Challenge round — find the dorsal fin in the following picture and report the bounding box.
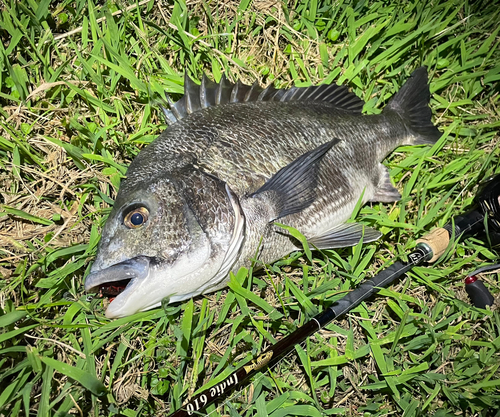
[162,74,365,124]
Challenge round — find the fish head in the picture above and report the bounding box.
[85,166,243,318]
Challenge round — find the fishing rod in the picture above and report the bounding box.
[167,174,500,417]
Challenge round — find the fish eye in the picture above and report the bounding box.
[123,206,149,229]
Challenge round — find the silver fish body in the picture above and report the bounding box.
[85,67,441,318]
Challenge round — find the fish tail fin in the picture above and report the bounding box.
[384,66,441,145]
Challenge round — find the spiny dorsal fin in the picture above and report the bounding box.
[162,74,365,124]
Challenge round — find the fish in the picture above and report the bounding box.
[84,66,441,318]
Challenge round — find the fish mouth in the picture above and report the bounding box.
[84,257,151,312]
[95,279,133,298]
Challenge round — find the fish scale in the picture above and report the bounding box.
[85,67,441,318]
[161,104,399,192]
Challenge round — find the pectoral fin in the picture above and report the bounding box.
[308,223,382,249]
[250,139,339,220]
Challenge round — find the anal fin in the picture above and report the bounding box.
[308,223,382,249]
[370,165,401,203]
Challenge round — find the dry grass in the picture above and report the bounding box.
[1,0,499,416]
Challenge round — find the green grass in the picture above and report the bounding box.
[1,0,500,416]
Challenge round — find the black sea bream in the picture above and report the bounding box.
[84,67,441,318]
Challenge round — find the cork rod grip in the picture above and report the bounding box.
[416,228,450,263]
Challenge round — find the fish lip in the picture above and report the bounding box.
[84,256,151,292]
